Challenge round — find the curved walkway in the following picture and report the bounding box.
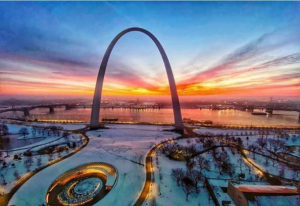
[134,127,299,206]
[0,129,89,206]
[46,162,118,206]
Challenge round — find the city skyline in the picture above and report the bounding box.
[1,2,300,98]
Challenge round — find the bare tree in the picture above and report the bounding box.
[196,156,210,171]
[246,164,251,175]
[186,159,195,175]
[292,135,297,143]
[190,170,202,193]
[248,144,259,159]
[0,174,6,185]
[182,177,194,201]
[24,156,33,172]
[256,137,267,150]
[36,156,42,168]
[238,157,243,172]
[0,123,9,135]
[18,128,29,138]
[31,126,37,136]
[268,139,284,156]
[62,131,69,141]
[264,157,270,167]
[13,170,20,181]
[57,150,62,158]
[279,166,285,178]
[236,137,243,147]
[48,153,53,162]
[171,168,184,186]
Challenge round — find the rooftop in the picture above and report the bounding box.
[236,185,298,194]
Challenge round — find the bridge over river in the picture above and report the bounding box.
[0,103,80,116]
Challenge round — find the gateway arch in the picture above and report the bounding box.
[90,27,184,131]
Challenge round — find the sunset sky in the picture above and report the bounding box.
[0,1,299,99]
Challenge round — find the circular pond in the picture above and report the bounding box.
[46,162,118,206]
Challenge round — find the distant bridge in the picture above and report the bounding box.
[243,103,300,120]
[0,103,80,116]
[0,103,164,117]
[248,104,300,112]
[197,102,300,120]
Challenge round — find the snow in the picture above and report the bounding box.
[243,152,299,180]
[5,123,55,140]
[5,124,300,205]
[0,123,85,195]
[248,195,300,206]
[73,178,102,195]
[206,179,235,205]
[31,122,87,130]
[235,185,297,193]
[147,149,215,206]
[8,124,180,206]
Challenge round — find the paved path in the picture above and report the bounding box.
[0,129,89,206]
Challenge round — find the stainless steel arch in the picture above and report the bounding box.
[90,27,183,131]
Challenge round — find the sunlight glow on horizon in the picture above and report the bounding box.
[0,2,299,98]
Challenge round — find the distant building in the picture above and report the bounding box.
[205,178,235,206]
[205,178,300,206]
[227,180,300,206]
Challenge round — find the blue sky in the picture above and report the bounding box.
[0,1,299,98]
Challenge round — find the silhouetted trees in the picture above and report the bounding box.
[171,168,184,186]
[185,159,195,174]
[182,177,194,201]
[256,137,268,150]
[19,128,29,138]
[13,170,20,181]
[196,155,210,171]
[0,123,9,135]
[37,156,42,168]
[190,170,202,194]
[24,156,33,172]
[248,144,259,159]
[279,166,285,178]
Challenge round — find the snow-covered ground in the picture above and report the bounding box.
[5,122,86,137]
[244,151,300,180]
[0,132,85,194]
[0,122,85,195]
[5,125,300,205]
[145,147,214,206]
[142,126,300,206]
[8,124,180,206]
[143,140,264,206]
[30,122,87,130]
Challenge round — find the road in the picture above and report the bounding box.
[133,143,157,206]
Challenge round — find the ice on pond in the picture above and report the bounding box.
[74,178,102,195]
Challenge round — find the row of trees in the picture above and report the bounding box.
[18,125,65,138]
[0,155,44,186]
[31,125,63,137]
[211,124,299,133]
[250,137,290,157]
[197,128,293,142]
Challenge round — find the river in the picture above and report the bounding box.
[0,108,299,126]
